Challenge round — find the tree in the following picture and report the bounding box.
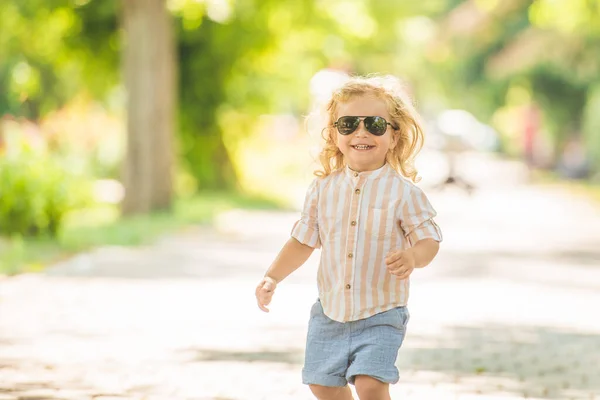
[428,0,600,169]
[121,0,175,214]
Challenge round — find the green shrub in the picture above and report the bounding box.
[583,84,600,174]
[0,145,89,237]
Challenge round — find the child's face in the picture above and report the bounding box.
[334,95,397,172]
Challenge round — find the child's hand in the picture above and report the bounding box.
[255,276,278,312]
[385,249,416,280]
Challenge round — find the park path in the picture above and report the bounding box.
[1,153,599,400]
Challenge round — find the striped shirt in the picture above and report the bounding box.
[291,163,442,322]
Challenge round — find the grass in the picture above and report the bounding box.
[0,191,285,276]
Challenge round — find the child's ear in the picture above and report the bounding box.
[390,131,398,148]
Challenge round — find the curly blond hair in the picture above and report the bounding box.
[313,75,425,182]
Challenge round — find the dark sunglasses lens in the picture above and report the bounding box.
[365,117,387,136]
[337,117,360,135]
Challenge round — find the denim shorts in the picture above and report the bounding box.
[302,299,409,387]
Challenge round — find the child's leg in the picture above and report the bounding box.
[303,300,352,392]
[345,307,410,399]
[309,384,354,400]
[354,376,390,400]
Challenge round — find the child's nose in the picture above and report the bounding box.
[355,121,369,136]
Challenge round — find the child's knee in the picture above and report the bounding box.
[354,375,389,400]
[309,384,346,400]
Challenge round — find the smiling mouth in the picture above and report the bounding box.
[352,145,375,150]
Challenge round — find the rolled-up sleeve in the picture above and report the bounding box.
[290,178,321,249]
[399,185,443,246]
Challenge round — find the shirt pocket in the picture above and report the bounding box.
[370,207,395,241]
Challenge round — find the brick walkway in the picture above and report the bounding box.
[1,155,600,400]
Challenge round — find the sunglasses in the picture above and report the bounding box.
[333,116,397,136]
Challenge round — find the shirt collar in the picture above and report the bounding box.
[344,163,390,181]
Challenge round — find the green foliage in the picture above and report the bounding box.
[174,1,325,190]
[0,1,81,118]
[0,190,284,275]
[582,84,600,172]
[530,66,588,143]
[68,1,120,101]
[0,143,90,237]
[432,1,532,120]
[426,0,600,166]
[529,0,600,36]
[3,0,600,191]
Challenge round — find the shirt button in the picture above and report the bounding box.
[348,253,353,258]
[351,221,356,226]
[355,189,361,194]
[354,172,359,177]
[346,284,351,289]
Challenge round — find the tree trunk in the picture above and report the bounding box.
[121,0,175,215]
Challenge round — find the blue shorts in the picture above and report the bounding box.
[302,299,409,387]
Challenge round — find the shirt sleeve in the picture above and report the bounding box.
[290,178,321,249]
[399,184,443,246]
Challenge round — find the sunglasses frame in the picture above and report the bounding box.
[333,116,398,136]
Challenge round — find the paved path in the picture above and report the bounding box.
[1,153,600,400]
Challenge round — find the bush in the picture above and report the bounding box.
[0,144,89,237]
[583,84,600,174]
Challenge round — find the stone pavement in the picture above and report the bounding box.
[1,153,600,400]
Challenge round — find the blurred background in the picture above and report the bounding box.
[1,2,600,399]
[1,0,599,275]
[0,0,600,273]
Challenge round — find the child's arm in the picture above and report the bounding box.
[409,238,440,268]
[256,237,315,312]
[390,183,443,280]
[265,237,315,282]
[385,238,440,280]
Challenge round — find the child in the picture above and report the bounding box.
[255,75,442,400]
